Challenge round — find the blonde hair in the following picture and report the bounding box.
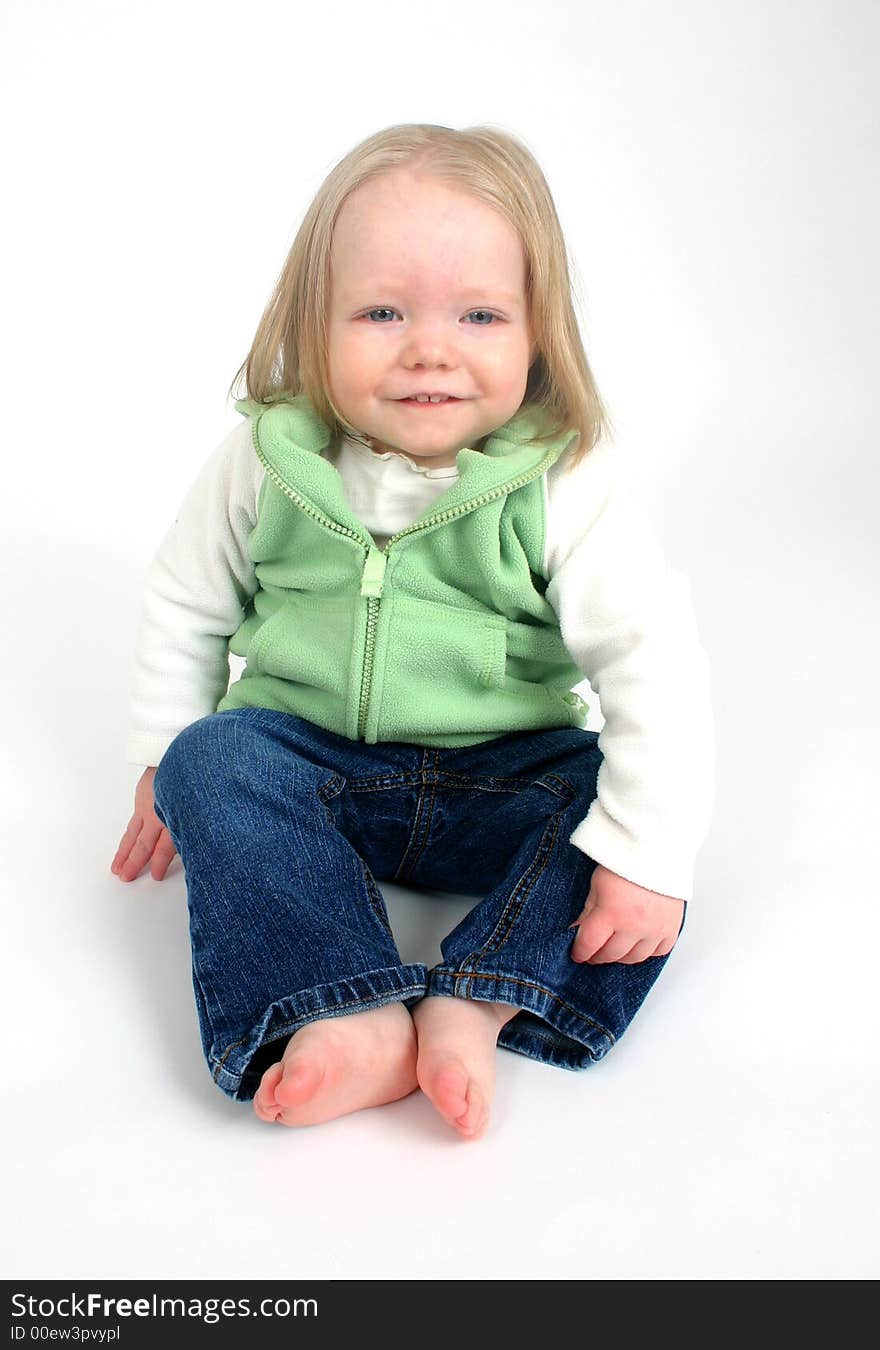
[228,123,613,470]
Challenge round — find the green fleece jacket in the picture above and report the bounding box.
[216,394,588,747]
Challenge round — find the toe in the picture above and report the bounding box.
[421,1061,470,1126]
[253,1063,283,1122]
[454,1085,487,1139]
[274,1052,326,1110]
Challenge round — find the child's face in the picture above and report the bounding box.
[327,169,535,468]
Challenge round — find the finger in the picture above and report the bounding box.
[118,821,163,882]
[587,931,642,964]
[110,816,142,874]
[616,939,661,965]
[651,935,677,958]
[567,897,596,930]
[570,914,615,963]
[150,829,178,881]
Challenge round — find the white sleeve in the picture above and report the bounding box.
[124,420,264,767]
[544,444,715,901]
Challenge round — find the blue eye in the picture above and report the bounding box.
[361,308,500,324]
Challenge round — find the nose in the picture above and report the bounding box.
[400,319,458,369]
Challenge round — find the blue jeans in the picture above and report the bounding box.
[152,706,684,1101]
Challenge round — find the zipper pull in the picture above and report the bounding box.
[360,545,387,598]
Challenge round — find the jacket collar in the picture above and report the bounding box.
[236,393,578,534]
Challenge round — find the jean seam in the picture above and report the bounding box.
[393,749,440,882]
[399,750,442,878]
[316,776,396,937]
[538,773,577,802]
[457,807,564,977]
[346,770,536,793]
[317,772,346,804]
[212,981,427,1081]
[429,969,615,1043]
[191,961,216,1054]
[359,858,395,938]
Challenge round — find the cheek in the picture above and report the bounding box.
[329,330,384,390]
[483,342,530,397]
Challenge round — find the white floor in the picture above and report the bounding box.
[3,0,879,1284]
[4,572,878,1278]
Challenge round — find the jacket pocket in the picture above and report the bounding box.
[385,591,507,690]
[375,592,507,739]
[245,590,357,698]
[502,614,580,682]
[496,615,589,728]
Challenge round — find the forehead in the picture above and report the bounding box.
[330,170,527,296]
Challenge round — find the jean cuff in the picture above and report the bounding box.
[214,963,429,1100]
[425,967,615,1070]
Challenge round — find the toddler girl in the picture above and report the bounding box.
[111,122,714,1141]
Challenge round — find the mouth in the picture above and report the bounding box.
[395,396,464,408]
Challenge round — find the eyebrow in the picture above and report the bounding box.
[342,284,523,305]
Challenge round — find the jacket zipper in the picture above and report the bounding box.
[356,460,559,736]
[358,548,386,737]
[252,418,557,739]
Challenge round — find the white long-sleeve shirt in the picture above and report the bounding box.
[125,420,715,900]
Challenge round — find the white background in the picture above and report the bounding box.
[2,0,877,1280]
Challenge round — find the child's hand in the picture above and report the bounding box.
[110,767,177,883]
[569,864,684,964]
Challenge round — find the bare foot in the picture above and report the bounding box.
[411,995,519,1141]
[252,1001,419,1127]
